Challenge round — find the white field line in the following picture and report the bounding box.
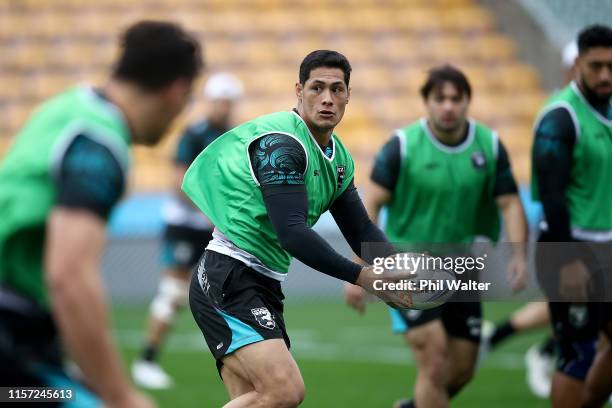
[114,328,526,370]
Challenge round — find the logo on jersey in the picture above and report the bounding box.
[569,305,588,328]
[336,165,346,188]
[471,152,486,169]
[251,307,276,330]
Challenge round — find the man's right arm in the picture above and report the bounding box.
[249,133,363,283]
[533,106,576,242]
[45,134,153,408]
[533,106,588,299]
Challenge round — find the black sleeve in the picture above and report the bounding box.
[493,140,518,196]
[329,179,396,263]
[370,135,401,192]
[261,184,362,283]
[532,106,577,241]
[175,128,198,166]
[55,134,126,220]
[249,133,306,185]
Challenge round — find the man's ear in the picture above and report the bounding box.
[346,86,351,103]
[165,78,190,103]
[295,82,303,102]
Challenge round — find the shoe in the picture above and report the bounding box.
[393,399,414,408]
[477,320,495,367]
[525,344,553,398]
[132,360,173,390]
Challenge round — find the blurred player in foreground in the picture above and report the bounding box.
[133,73,243,389]
[345,65,528,408]
[532,24,612,408]
[183,50,412,408]
[0,21,202,408]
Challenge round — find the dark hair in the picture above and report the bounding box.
[420,64,472,100]
[113,21,203,90]
[578,24,612,55]
[299,50,352,86]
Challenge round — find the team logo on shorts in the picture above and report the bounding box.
[251,307,276,330]
[471,152,486,169]
[336,165,346,188]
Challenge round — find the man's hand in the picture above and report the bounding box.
[108,389,156,408]
[355,264,413,309]
[344,283,367,314]
[559,259,590,301]
[45,208,155,407]
[506,252,528,293]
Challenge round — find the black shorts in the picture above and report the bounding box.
[389,301,482,343]
[0,289,101,406]
[549,302,612,341]
[547,302,612,380]
[161,225,213,269]
[189,250,289,376]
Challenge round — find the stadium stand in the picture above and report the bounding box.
[0,0,546,187]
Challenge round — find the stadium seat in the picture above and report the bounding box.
[0,0,545,191]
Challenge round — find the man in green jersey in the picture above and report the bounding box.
[531,24,612,408]
[183,50,410,408]
[0,21,202,408]
[345,65,528,408]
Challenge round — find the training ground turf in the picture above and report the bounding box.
[114,301,552,407]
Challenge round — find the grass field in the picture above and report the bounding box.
[113,301,552,408]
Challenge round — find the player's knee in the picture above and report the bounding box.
[408,331,447,387]
[262,367,305,408]
[263,377,305,408]
[421,353,447,387]
[150,275,189,323]
[411,341,447,386]
[448,364,475,394]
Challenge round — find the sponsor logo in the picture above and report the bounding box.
[251,307,276,330]
[569,304,588,328]
[336,165,346,188]
[471,152,486,169]
[314,169,319,176]
[216,342,224,350]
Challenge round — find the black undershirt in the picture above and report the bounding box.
[248,131,394,284]
[533,107,576,242]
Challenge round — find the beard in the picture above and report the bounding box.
[580,74,612,102]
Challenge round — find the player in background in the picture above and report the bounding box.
[0,21,202,408]
[132,73,243,390]
[563,40,579,84]
[481,37,580,399]
[531,24,612,408]
[345,65,528,408]
[183,50,413,408]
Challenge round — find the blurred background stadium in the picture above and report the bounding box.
[1,0,611,406]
